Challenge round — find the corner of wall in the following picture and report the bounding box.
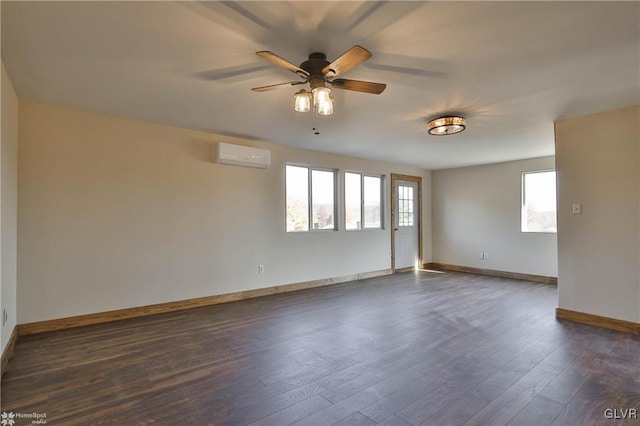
[421,169,433,263]
[555,105,640,324]
[431,157,558,278]
[1,62,19,357]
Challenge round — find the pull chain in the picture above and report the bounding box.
[312,107,319,135]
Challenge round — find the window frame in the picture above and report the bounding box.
[521,169,557,234]
[344,171,385,231]
[285,164,338,233]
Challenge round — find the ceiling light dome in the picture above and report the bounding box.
[428,116,466,135]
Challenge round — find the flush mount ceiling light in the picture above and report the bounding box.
[427,116,466,136]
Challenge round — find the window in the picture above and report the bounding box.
[345,172,383,230]
[286,165,309,232]
[286,165,336,232]
[364,176,382,228]
[522,170,557,233]
[397,184,414,227]
[311,169,335,230]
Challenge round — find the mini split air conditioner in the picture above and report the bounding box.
[213,142,271,169]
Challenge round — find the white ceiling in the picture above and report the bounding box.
[2,1,639,169]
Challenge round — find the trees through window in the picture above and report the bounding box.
[522,170,557,233]
[345,172,383,230]
[286,165,336,232]
[287,166,383,232]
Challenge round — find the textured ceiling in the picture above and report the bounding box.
[2,1,639,169]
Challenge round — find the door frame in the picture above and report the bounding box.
[390,174,423,272]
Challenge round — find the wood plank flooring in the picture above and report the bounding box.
[2,271,639,425]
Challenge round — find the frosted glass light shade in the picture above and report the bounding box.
[293,89,312,113]
[312,87,331,106]
[316,96,334,116]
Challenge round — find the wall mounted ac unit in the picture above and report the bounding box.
[213,142,271,169]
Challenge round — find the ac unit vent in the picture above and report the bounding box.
[213,142,270,169]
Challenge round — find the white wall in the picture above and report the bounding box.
[432,157,558,278]
[1,63,19,352]
[555,105,640,323]
[18,101,431,324]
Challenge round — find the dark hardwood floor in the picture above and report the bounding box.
[2,271,639,425]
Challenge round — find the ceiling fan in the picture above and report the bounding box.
[251,45,386,116]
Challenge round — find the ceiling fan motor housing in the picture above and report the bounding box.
[300,52,332,89]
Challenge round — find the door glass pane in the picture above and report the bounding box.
[364,176,381,228]
[286,165,309,232]
[311,170,335,230]
[398,185,414,227]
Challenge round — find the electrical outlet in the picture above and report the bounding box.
[484,252,489,259]
[478,252,484,259]
[258,265,265,274]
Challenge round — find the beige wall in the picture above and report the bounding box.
[432,157,558,277]
[555,105,640,323]
[18,101,432,324]
[1,63,19,352]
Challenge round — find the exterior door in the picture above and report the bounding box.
[394,179,419,270]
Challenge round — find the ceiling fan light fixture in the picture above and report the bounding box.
[312,86,331,106]
[254,47,386,119]
[428,116,466,135]
[294,89,312,113]
[317,96,334,116]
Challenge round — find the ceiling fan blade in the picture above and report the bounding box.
[330,79,386,94]
[195,65,272,81]
[251,81,306,92]
[322,45,372,78]
[256,51,310,78]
